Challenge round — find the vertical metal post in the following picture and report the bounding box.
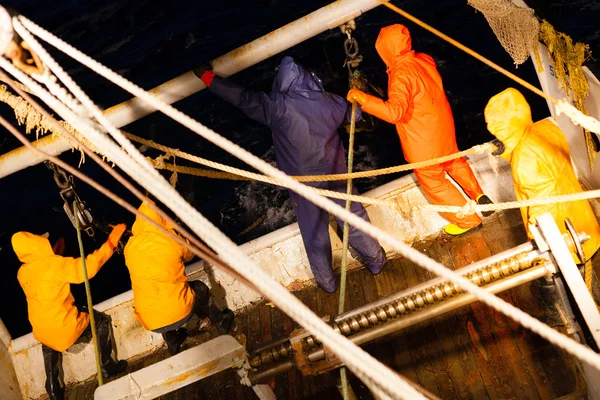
[536,213,600,348]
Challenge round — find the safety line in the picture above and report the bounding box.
[131,132,495,182]
[74,200,104,386]
[338,100,358,400]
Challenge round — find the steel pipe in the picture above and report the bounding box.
[249,263,550,384]
[0,0,388,178]
[336,242,536,322]
[249,246,545,368]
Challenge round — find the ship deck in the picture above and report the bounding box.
[64,209,594,399]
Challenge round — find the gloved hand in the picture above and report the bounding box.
[347,88,368,105]
[107,223,127,250]
[193,62,215,87]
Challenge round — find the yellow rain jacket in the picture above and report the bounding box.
[485,88,600,262]
[14,232,115,352]
[124,202,195,331]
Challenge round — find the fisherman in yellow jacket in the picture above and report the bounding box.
[124,201,234,355]
[484,88,600,263]
[13,225,127,400]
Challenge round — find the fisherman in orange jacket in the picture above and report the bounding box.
[347,24,493,235]
[124,201,234,356]
[485,88,600,263]
[13,225,127,400]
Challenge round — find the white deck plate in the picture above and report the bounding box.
[94,335,246,400]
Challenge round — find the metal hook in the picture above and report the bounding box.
[344,37,359,59]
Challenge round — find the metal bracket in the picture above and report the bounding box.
[536,213,600,348]
[289,328,342,376]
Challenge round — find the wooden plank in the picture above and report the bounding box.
[402,260,441,398]
[443,309,490,399]
[483,212,560,399]
[458,227,520,400]
[385,256,422,387]
[493,292,542,400]
[411,243,459,400]
[505,285,557,399]
[468,300,521,399]
[427,238,489,399]
[361,268,381,305]
[530,332,577,397]
[269,303,290,399]
[345,269,368,313]
[247,304,263,350]
[449,231,501,400]
[302,285,327,399]
[373,258,396,297]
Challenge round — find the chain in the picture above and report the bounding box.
[341,20,362,74]
[45,161,95,237]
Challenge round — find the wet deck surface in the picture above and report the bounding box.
[65,209,592,399]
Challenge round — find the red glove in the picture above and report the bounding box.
[200,70,216,87]
[193,63,216,87]
[347,89,368,105]
[107,223,127,250]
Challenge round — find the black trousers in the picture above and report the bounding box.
[153,280,212,349]
[41,310,116,400]
[153,280,212,334]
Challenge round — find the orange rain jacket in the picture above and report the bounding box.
[485,88,600,262]
[357,24,483,228]
[14,232,116,352]
[124,202,195,331]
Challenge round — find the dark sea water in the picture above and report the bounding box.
[0,0,598,337]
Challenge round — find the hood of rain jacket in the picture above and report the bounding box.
[209,56,354,176]
[484,87,532,162]
[375,24,413,68]
[358,24,458,163]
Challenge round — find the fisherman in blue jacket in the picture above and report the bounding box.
[195,56,386,292]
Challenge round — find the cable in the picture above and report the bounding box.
[74,200,104,386]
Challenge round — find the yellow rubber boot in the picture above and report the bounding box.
[444,223,475,236]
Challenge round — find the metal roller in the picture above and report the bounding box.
[249,246,547,369]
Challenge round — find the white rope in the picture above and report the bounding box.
[8,21,424,400]
[17,14,600,388]
[556,100,600,135]
[12,19,160,181]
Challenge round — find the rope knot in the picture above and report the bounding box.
[456,199,478,218]
[150,153,171,169]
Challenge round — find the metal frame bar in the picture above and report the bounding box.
[536,213,600,348]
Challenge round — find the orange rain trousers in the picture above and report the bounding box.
[358,24,483,228]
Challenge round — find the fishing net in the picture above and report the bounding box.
[467,0,539,66]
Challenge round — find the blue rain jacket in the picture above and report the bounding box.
[209,56,357,175]
[208,57,385,292]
